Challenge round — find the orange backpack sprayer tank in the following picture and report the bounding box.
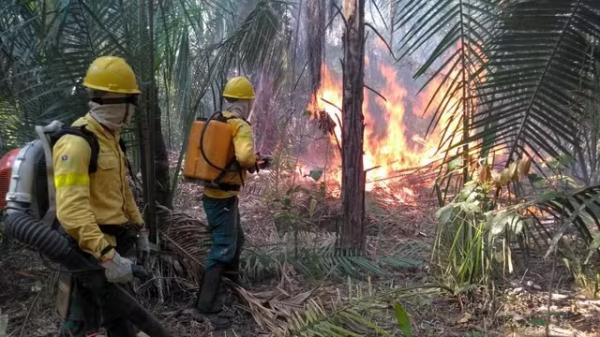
[183,113,234,182]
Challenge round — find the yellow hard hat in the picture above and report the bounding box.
[83,56,141,94]
[223,76,255,99]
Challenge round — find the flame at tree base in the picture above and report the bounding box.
[300,62,454,203]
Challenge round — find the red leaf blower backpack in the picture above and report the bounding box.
[0,121,100,269]
[0,121,173,337]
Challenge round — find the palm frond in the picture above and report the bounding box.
[472,0,600,166]
[534,185,600,248]
[288,284,443,337]
[242,232,423,281]
[212,0,291,77]
[391,0,501,186]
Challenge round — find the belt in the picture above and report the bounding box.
[98,224,130,237]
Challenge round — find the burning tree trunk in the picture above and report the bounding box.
[340,0,366,251]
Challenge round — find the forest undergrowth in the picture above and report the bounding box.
[2,168,600,337]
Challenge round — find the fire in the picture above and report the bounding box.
[304,58,461,202]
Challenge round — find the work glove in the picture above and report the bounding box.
[136,229,150,265]
[101,251,134,284]
[132,264,152,282]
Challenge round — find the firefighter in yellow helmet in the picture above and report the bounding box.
[194,76,270,328]
[54,56,154,337]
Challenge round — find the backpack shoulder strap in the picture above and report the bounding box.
[119,138,127,153]
[220,111,252,125]
[50,125,100,173]
[117,137,140,184]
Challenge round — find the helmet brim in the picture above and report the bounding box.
[83,82,141,95]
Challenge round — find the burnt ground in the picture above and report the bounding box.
[2,172,600,337]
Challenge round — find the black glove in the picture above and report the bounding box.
[257,155,272,169]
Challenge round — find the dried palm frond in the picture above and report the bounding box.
[287,283,444,337]
[232,284,314,336]
[231,273,443,337]
[156,205,211,286]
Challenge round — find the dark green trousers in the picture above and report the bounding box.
[203,195,244,272]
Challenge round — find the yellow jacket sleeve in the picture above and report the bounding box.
[229,118,257,168]
[120,150,144,225]
[53,135,112,260]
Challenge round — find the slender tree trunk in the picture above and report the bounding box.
[138,0,158,241]
[154,102,171,208]
[306,0,326,93]
[340,0,366,251]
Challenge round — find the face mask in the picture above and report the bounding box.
[89,101,136,131]
[223,100,253,120]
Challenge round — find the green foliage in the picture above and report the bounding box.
[244,183,424,282]
[289,299,391,337]
[288,284,439,337]
[0,0,295,209]
[435,167,600,291]
[465,332,486,337]
[389,0,600,192]
[559,232,600,298]
[476,0,600,164]
[433,181,508,289]
[391,0,500,182]
[242,233,422,281]
[393,303,412,337]
[269,184,326,234]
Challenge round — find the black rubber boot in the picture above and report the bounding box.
[195,265,224,313]
[195,265,231,330]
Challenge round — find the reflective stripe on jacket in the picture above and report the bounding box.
[203,110,257,199]
[53,113,143,259]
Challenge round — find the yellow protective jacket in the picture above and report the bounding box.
[53,113,143,260]
[203,110,257,199]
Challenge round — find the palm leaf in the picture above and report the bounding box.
[391,0,500,186]
[471,0,600,166]
[288,285,442,337]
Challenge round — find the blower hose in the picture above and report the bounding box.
[3,211,172,337]
[3,211,99,271]
[108,284,173,337]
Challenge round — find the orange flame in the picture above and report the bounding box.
[305,59,460,201]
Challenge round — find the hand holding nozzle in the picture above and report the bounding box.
[248,153,272,173]
[257,152,272,169]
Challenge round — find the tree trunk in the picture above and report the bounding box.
[340,0,366,251]
[253,71,278,154]
[154,103,171,208]
[306,0,326,93]
[138,0,158,241]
